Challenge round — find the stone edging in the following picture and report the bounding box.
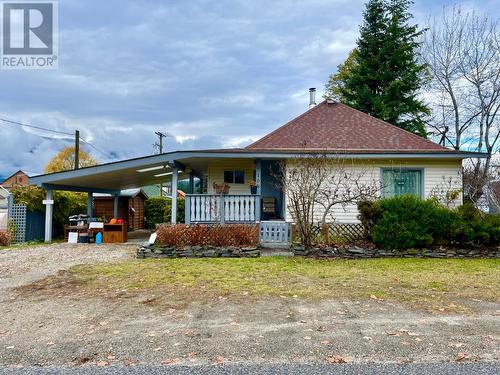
[137,244,260,258]
[291,245,500,258]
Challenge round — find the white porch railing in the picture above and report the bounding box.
[185,194,260,224]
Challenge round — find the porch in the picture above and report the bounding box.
[182,158,285,224]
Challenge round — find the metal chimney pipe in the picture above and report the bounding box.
[309,88,316,109]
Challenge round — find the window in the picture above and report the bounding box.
[224,170,245,184]
[382,169,423,198]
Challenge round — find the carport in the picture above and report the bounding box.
[29,149,280,242]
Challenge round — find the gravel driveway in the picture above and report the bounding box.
[0,243,135,289]
[0,243,498,368]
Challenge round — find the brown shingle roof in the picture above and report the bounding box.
[246,101,451,152]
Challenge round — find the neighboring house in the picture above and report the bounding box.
[93,189,148,230]
[31,96,486,241]
[0,170,30,190]
[0,186,10,230]
[142,184,186,199]
[487,181,500,215]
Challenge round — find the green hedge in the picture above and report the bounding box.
[358,196,500,249]
[144,197,185,229]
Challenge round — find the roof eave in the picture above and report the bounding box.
[30,149,486,188]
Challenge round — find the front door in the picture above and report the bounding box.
[260,160,284,220]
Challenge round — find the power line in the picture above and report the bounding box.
[0,117,74,136]
[1,116,113,159]
[79,138,112,159]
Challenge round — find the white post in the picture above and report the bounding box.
[171,167,178,224]
[87,192,93,218]
[113,194,119,218]
[255,159,262,222]
[44,190,54,243]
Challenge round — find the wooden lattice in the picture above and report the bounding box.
[325,223,365,244]
[156,223,259,248]
[9,204,27,243]
[291,222,365,245]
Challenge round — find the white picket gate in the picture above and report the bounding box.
[259,221,291,244]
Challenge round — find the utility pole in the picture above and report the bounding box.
[155,132,167,197]
[75,130,80,170]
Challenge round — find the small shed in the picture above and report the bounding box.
[93,189,148,230]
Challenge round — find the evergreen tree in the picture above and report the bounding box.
[325,0,429,137]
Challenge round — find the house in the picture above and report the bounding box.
[0,186,10,230]
[92,189,148,230]
[142,184,186,199]
[30,92,486,242]
[1,170,29,190]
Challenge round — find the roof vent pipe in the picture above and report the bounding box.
[309,88,316,109]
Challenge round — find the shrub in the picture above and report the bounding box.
[359,196,500,249]
[165,198,185,224]
[370,195,441,249]
[145,197,186,228]
[0,231,12,246]
[144,197,169,229]
[357,200,382,238]
[156,224,259,248]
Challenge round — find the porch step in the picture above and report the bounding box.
[260,247,294,257]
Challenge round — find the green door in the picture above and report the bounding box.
[383,169,422,198]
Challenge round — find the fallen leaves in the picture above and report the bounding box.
[326,355,351,364]
[161,358,180,365]
[73,356,91,365]
[317,325,328,332]
[396,358,412,364]
[214,355,226,364]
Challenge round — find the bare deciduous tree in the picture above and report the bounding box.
[428,173,462,208]
[423,6,500,203]
[275,154,381,248]
[316,160,381,224]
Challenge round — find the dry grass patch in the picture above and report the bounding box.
[22,257,500,312]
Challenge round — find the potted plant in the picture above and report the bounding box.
[249,180,258,195]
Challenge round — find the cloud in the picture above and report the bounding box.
[0,0,498,178]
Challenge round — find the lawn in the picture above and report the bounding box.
[33,257,500,313]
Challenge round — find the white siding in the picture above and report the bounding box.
[207,159,255,195]
[284,159,463,223]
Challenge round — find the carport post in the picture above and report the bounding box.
[113,194,119,218]
[44,190,54,243]
[87,192,93,218]
[171,167,178,224]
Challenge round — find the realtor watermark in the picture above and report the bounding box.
[1,0,58,69]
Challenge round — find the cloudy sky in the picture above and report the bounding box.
[1,0,499,179]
